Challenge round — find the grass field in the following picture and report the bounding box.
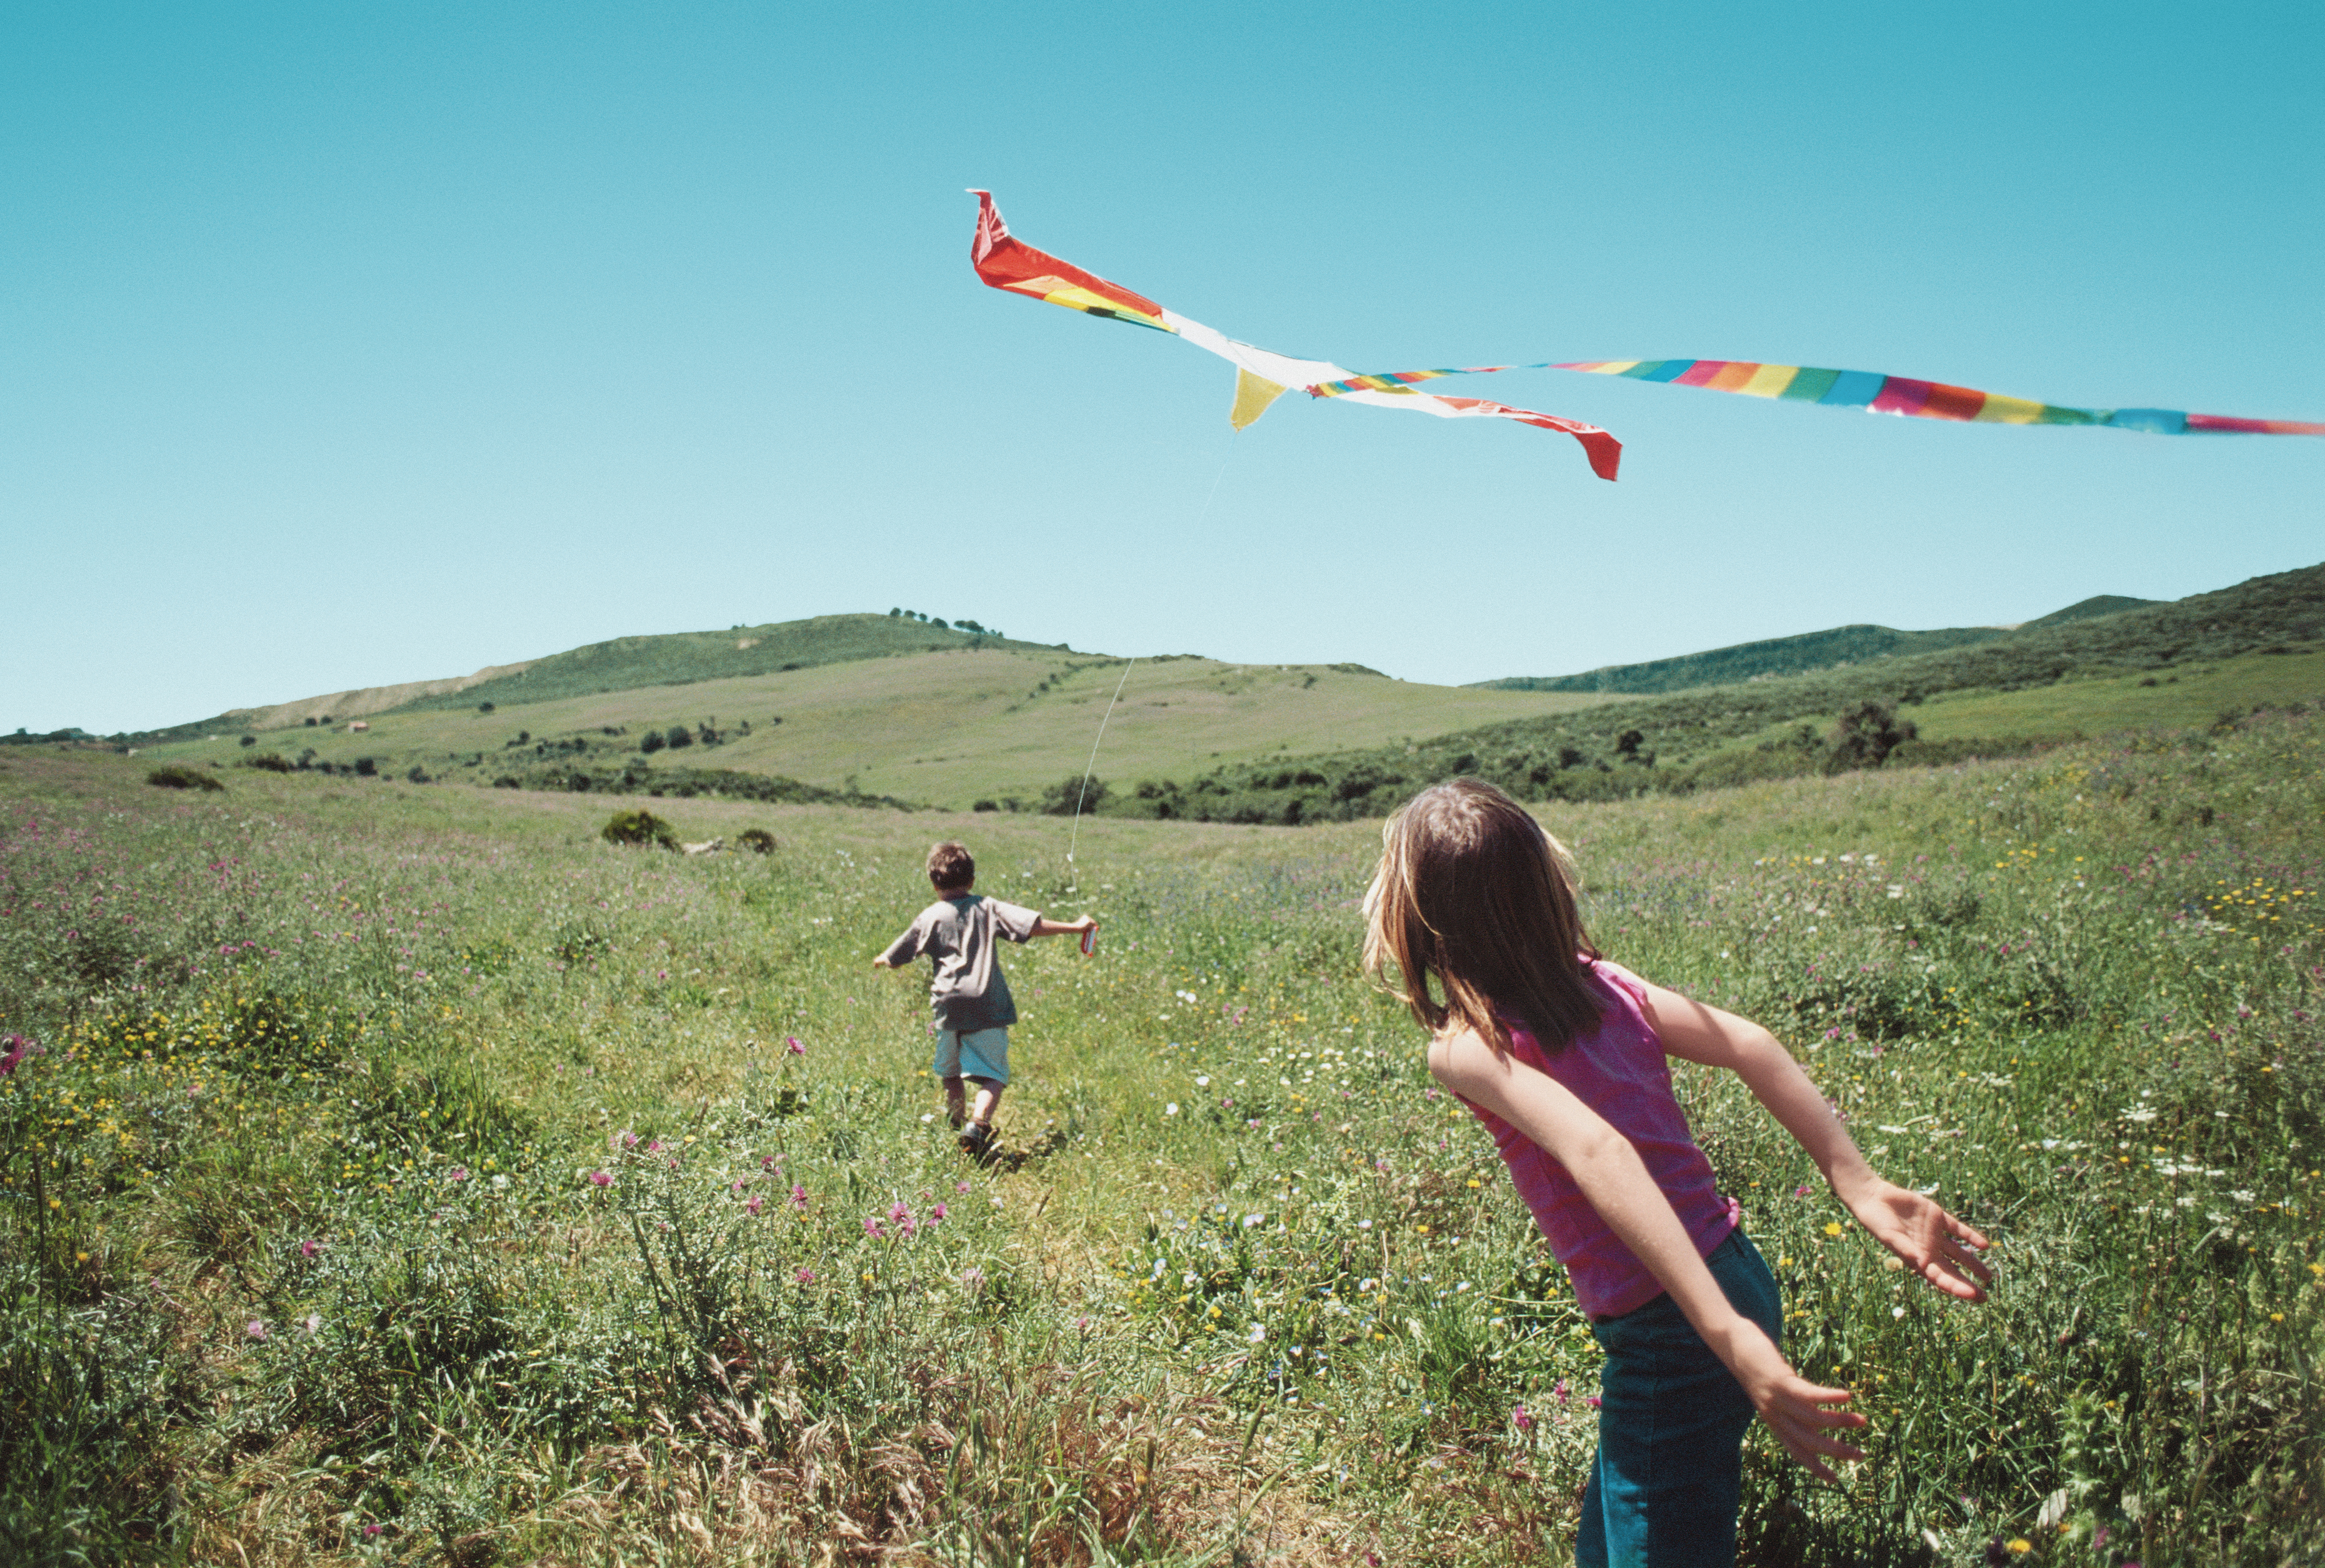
[5,710,2320,1566]
[1908,651,2325,743]
[136,650,1614,809]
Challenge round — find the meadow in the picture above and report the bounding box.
[2,716,2320,1566]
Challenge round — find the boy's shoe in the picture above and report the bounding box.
[958,1122,993,1159]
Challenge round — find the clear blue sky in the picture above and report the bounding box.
[6,2,2320,734]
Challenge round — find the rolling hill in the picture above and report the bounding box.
[1471,592,2164,695]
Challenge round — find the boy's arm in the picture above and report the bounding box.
[1028,913,1095,938]
[871,922,923,970]
[1430,1026,1868,1481]
[1639,981,1994,1302]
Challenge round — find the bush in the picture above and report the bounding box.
[146,766,222,792]
[601,810,677,849]
[238,734,255,748]
[493,775,520,789]
[973,799,999,813]
[1824,700,1918,772]
[1040,776,1106,816]
[478,701,495,713]
[639,728,665,754]
[405,765,431,784]
[241,753,293,774]
[737,828,778,854]
[352,757,377,777]
[664,726,694,750]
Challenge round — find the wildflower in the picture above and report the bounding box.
[1512,1405,1534,1432]
[449,1167,468,1183]
[760,1154,779,1169]
[1586,1394,1602,1409]
[1248,1323,1267,1343]
[957,1180,971,1193]
[589,1170,612,1187]
[744,1194,764,1215]
[0,1034,27,1075]
[1166,1102,1180,1116]
[1554,1379,1569,1403]
[794,1266,816,1284]
[960,1266,986,1291]
[791,1183,808,1209]
[2006,1541,2032,1557]
[1824,1222,1843,1237]
[1794,1183,1813,1198]
[299,1239,320,1259]
[302,1313,321,1336]
[864,1216,886,1237]
[645,1139,664,1154]
[246,1320,268,1340]
[364,1524,383,1538]
[930,1202,948,1221]
[620,1130,639,1149]
[786,1036,806,1056]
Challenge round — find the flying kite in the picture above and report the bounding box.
[970,192,2324,479]
[967,190,1623,480]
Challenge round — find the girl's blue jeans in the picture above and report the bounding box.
[1576,1227,1784,1567]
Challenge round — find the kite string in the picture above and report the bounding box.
[1064,431,1236,878]
[1067,656,1135,873]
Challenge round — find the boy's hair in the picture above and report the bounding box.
[1363,778,1602,1056]
[926,841,975,890]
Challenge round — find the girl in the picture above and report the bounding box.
[1364,780,1991,1565]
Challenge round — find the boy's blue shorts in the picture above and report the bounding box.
[933,1027,1010,1085]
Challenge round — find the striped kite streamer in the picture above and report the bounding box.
[1314,359,2324,437]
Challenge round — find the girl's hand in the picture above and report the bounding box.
[1840,1179,1994,1301]
[1718,1322,1867,1483]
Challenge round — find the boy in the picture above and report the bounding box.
[873,840,1095,1156]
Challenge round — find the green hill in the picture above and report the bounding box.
[1473,592,2166,696]
[1096,562,2325,822]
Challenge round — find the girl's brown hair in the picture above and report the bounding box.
[1363,778,1602,1055]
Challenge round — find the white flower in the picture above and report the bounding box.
[1891,1306,1906,1318]
[1244,1213,1265,1227]
[1247,1323,1267,1343]
[1357,1219,1373,1230]
[1165,1103,1180,1117]
[1195,1075,1210,1087]
[2231,1189,2255,1204]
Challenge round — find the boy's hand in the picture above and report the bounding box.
[1071,915,1097,934]
[1839,1178,1994,1301]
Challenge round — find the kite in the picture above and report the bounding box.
[967,190,1624,481]
[1312,358,2325,439]
[970,193,2324,479]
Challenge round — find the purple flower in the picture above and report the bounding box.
[956,1180,971,1194]
[449,1167,469,1183]
[299,1239,320,1259]
[1586,1394,1602,1409]
[246,1320,268,1340]
[930,1202,948,1222]
[0,1034,27,1075]
[864,1216,885,1237]
[1554,1379,1569,1404]
[1794,1184,1813,1198]
[759,1154,779,1170]
[794,1266,816,1284]
[589,1169,612,1188]
[645,1139,664,1154]
[888,1200,911,1225]
[744,1193,764,1215]
[1512,1405,1534,1432]
[620,1130,639,1150]
[364,1523,383,1537]
[786,1035,806,1056]
[790,1183,808,1209]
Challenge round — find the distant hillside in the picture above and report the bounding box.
[1474,592,2164,696]
[390,613,1060,714]
[1103,562,2324,823]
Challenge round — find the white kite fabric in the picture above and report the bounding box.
[968,191,1624,481]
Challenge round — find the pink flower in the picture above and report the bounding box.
[786,1035,806,1056]
[645,1139,664,1154]
[888,1201,911,1225]
[790,1183,808,1209]
[364,1523,383,1537]
[0,1034,27,1075]
[620,1130,639,1150]
[589,1170,612,1188]
[930,1203,947,1222]
[246,1320,268,1340]
[744,1194,763,1215]
[1512,1405,1534,1432]
[1554,1379,1568,1403]
[956,1180,971,1194]
[795,1266,816,1284]
[864,1217,885,1237]
[449,1167,469,1183]
[759,1154,779,1170]
[1794,1184,1813,1198]
[1586,1394,1602,1409]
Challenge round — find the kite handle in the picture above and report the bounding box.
[1080,926,1097,957]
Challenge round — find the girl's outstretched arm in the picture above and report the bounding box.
[1429,1027,1869,1481]
[1639,982,1994,1302]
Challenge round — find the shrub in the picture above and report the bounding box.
[146,766,222,792]
[493,775,520,789]
[1040,776,1106,815]
[664,726,694,750]
[405,765,431,784]
[1824,700,1918,772]
[737,828,777,854]
[601,810,677,849]
[478,701,495,713]
[238,734,255,747]
[352,757,377,777]
[973,799,999,812]
[639,729,665,754]
[241,752,293,773]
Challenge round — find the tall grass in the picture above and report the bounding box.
[0,713,2318,1565]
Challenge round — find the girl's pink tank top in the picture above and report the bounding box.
[1459,957,1739,1319]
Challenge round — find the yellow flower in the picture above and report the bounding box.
[2006,1540,2032,1555]
[1824,1222,1843,1237]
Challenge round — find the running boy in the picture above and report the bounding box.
[873,840,1095,1156]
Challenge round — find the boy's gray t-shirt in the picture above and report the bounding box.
[879,894,1041,1031]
